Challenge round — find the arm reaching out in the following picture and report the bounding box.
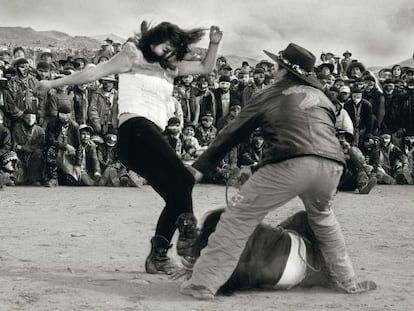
[37,44,134,92]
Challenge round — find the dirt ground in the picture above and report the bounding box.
[0,184,413,311]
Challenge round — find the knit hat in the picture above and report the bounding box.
[79,124,93,133]
[351,86,363,94]
[36,61,50,71]
[167,117,181,126]
[253,68,265,75]
[339,86,351,94]
[58,104,72,114]
[383,79,395,85]
[23,108,37,115]
[364,75,376,83]
[1,151,18,166]
[13,58,29,67]
[219,75,231,83]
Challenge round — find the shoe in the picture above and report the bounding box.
[358,177,377,194]
[180,280,215,300]
[45,179,58,187]
[175,213,199,258]
[145,235,179,275]
[338,279,377,294]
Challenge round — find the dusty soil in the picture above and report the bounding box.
[0,184,413,311]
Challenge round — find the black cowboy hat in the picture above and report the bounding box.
[346,61,366,78]
[317,62,335,74]
[263,43,323,90]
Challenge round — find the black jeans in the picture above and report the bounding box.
[117,117,195,242]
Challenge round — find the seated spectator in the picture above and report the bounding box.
[44,104,81,187]
[238,130,264,171]
[0,113,11,158]
[77,125,101,186]
[395,132,414,184]
[97,129,137,187]
[195,112,217,148]
[209,147,238,185]
[0,151,18,188]
[163,117,183,157]
[182,123,202,163]
[374,132,403,184]
[336,130,377,194]
[88,75,119,135]
[12,109,45,185]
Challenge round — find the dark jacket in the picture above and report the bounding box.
[45,118,80,151]
[12,123,45,153]
[363,89,385,131]
[0,123,11,157]
[343,98,373,135]
[88,88,119,134]
[72,87,90,126]
[383,91,405,132]
[213,89,238,125]
[79,141,101,175]
[193,77,345,174]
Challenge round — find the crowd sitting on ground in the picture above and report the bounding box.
[0,41,413,193]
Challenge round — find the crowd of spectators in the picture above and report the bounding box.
[0,40,413,193]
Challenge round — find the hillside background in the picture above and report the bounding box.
[0,26,412,69]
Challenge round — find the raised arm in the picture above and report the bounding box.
[177,26,223,76]
[37,43,135,91]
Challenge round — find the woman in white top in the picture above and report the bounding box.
[38,21,223,275]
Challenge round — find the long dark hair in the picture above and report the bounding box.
[129,21,205,68]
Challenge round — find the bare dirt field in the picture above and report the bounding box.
[0,184,413,311]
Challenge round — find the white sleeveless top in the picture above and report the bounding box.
[118,42,177,130]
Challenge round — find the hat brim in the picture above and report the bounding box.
[263,50,324,90]
[346,62,366,78]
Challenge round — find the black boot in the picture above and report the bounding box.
[176,213,199,259]
[145,235,178,275]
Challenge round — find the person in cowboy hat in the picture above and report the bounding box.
[181,43,376,300]
[88,74,119,135]
[346,61,366,79]
[341,50,353,74]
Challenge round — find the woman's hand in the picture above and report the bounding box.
[209,25,223,44]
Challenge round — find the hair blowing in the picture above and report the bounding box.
[128,21,205,68]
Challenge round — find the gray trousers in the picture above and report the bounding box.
[188,156,355,293]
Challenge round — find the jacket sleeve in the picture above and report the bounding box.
[88,92,101,123]
[88,144,101,174]
[193,99,261,174]
[47,93,58,119]
[0,127,12,155]
[111,92,119,129]
[3,90,24,118]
